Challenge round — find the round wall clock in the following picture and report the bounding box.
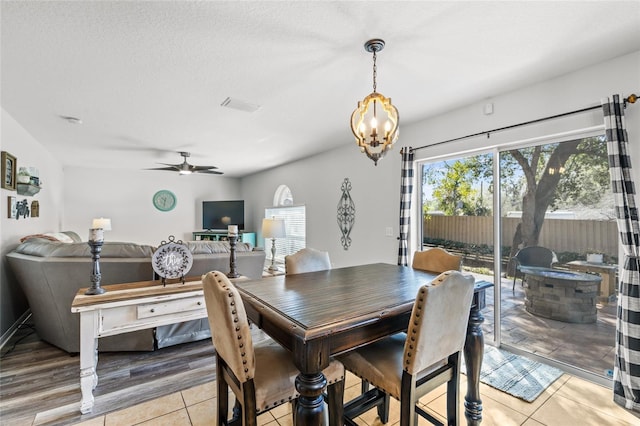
[153,190,177,212]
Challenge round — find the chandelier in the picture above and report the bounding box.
[350,39,399,165]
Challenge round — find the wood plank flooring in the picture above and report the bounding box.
[0,318,241,425]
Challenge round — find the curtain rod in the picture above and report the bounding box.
[411,93,638,153]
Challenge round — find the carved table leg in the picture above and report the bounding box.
[79,311,99,414]
[294,372,327,426]
[464,289,486,425]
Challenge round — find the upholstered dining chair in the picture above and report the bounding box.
[412,247,462,273]
[511,246,557,291]
[285,247,331,275]
[338,271,475,426]
[202,271,345,426]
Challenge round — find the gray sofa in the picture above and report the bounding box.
[6,232,265,353]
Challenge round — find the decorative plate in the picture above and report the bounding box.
[152,239,193,279]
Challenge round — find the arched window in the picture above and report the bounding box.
[273,184,293,206]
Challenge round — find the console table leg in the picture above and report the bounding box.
[464,292,486,426]
[79,311,99,414]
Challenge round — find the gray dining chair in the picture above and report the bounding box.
[511,246,557,291]
[202,270,345,426]
[285,247,331,274]
[338,271,475,426]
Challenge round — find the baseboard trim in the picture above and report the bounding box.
[0,310,32,351]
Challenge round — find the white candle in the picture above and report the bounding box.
[89,228,104,242]
[228,225,238,236]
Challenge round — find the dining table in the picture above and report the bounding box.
[234,262,492,426]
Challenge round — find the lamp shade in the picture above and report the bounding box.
[262,218,285,239]
[91,217,112,230]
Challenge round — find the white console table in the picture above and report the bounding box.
[71,276,243,414]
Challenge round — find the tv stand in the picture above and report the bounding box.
[192,230,256,247]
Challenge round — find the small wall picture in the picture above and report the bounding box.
[31,200,40,218]
[1,151,17,191]
[16,199,30,219]
[7,196,17,219]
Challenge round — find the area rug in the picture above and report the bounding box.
[462,345,564,402]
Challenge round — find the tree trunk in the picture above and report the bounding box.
[506,140,581,275]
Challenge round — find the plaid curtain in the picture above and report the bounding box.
[398,147,414,266]
[603,95,640,411]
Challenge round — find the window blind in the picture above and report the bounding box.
[264,205,306,263]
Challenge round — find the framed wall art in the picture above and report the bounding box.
[1,151,17,191]
[7,196,17,219]
[31,200,40,218]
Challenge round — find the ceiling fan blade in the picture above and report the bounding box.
[157,162,182,168]
[190,165,219,171]
[194,170,224,175]
[144,166,180,171]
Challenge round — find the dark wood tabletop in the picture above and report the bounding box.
[236,262,437,341]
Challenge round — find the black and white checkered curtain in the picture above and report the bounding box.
[398,147,414,266]
[603,95,640,412]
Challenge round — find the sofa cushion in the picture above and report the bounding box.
[184,240,252,254]
[13,240,155,258]
[20,232,76,243]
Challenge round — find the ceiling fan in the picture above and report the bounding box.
[146,151,223,175]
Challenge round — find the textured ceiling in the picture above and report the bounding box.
[2,1,640,177]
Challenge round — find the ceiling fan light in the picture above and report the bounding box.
[179,170,192,175]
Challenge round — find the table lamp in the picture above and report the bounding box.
[262,218,286,272]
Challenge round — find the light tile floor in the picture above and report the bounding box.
[66,370,639,426]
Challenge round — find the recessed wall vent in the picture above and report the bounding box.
[220,97,261,113]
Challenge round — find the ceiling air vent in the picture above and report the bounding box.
[220,97,261,113]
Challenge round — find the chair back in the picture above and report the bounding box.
[202,270,255,382]
[412,247,462,273]
[403,271,475,375]
[514,246,555,268]
[285,247,331,274]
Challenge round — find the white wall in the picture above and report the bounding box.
[1,108,65,334]
[242,145,402,268]
[62,168,242,245]
[240,50,640,268]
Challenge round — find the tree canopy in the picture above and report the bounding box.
[422,136,610,256]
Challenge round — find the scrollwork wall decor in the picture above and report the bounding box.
[337,178,355,250]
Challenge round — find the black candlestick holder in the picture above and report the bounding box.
[227,235,240,278]
[86,240,106,295]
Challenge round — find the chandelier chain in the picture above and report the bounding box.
[372,50,377,92]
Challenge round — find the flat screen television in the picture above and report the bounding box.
[202,200,245,231]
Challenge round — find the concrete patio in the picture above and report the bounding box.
[471,272,617,380]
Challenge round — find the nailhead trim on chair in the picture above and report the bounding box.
[214,271,253,379]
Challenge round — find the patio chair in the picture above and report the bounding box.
[412,247,462,273]
[285,247,331,274]
[511,246,557,291]
[338,271,475,426]
[202,271,345,426]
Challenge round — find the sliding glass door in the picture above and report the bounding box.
[498,135,616,381]
[418,133,617,382]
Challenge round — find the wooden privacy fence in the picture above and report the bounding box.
[423,216,619,257]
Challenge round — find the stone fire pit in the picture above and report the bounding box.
[520,266,602,324]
